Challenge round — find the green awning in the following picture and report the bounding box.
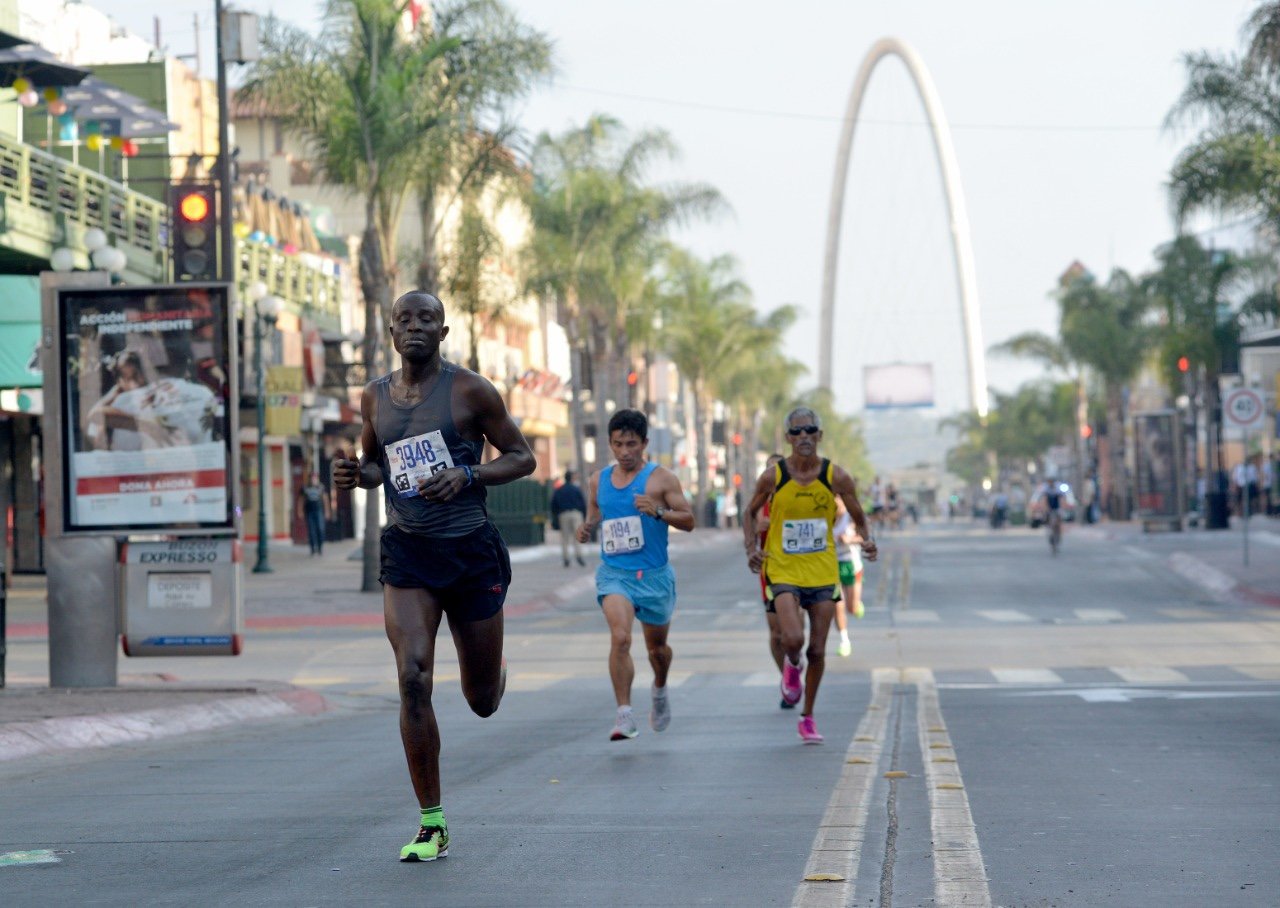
[0,275,43,388]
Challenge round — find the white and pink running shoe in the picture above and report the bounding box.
[797,715,824,745]
[780,658,804,706]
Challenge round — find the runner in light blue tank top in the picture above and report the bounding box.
[578,408,695,741]
[597,461,670,572]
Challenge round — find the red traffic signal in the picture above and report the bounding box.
[1081,424,1093,439]
[731,432,742,446]
[1176,355,1190,373]
[170,183,217,280]
[626,371,638,386]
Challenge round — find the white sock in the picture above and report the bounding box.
[840,630,850,643]
[618,705,633,718]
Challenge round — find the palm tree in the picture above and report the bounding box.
[989,330,1089,493]
[1166,3,1280,226]
[241,0,459,590]
[442,190,510,372]
[411,0,553,293]
[1058,269,1152,518]
[525,116,723,472]
[660,251,773,505]
[1145,235,1275,496]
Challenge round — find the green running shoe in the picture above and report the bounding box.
[400,824,449,862]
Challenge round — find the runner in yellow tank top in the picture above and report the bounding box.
[742,406,877,744]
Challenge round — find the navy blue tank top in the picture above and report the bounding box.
[373,363,486,538]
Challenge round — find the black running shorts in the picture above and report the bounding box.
[380,521,512,622]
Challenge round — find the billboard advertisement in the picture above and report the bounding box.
[1133,410,1182,521]
[863,363,934,409]
[58,284,235,533]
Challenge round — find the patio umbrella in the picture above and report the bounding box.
[61,77,177,137]
[0,29,28,50]
[0,44,89,88]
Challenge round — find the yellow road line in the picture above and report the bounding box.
[793,667,897,907]
[908,666,991,907]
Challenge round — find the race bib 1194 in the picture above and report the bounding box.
[386,430,455,498]
[601,515,645,555]
[781,518,827,554]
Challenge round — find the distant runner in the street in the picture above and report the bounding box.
[742,406,877,744]
[332,291,535,863]
[833,497,865,657]
[578,408,694,740]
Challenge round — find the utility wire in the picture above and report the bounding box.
[552,82,1164,133]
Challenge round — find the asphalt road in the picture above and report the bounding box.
[3,521,1279,907]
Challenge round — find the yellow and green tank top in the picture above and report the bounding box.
[763,458,839,587]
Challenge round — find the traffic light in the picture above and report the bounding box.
[731,432,743,446]
[1081,424,1093,439]
[170,183,217,281]
[1177,355,1190,373]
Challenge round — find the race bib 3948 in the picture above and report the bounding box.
[386,430,454,498]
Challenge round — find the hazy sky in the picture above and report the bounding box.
[97,0,1259,415]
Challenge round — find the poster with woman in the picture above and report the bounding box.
[59,285,235,532]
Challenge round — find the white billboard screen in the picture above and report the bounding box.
[863,363,934,409]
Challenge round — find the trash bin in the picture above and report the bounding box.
[1204,491,1229,530]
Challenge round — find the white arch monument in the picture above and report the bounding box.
[819,37,989,418]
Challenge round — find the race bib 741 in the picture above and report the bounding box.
[782,518,827,554]
[386,430,455,498]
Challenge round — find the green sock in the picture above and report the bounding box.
[420,806,445,829]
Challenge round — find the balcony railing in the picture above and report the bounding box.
[236,238,342,331]
[0,132,168,272]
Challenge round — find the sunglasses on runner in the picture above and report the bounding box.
[787,425,820,436]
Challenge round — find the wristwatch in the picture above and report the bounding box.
[655,505,668,520]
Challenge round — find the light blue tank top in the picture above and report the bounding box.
[597,462,668,571]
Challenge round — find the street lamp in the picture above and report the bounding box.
[249,282,283,573]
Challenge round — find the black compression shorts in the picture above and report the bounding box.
[380,520,512,622]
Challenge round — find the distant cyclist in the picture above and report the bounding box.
[1040,478,1064,552]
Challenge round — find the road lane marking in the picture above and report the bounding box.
[976,609,1033,623]
[742,671,778,687]
[1074,608,1126,622]
[1227,665,1280,681]
[1159,606,1219,620]
[908,667,992,907]
[793,667,895,908]
[990,668,1062,684]
[896,609,940,623]
[1109,666,1189,684]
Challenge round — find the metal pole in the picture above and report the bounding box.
[214,0,235,284]
[253,306,272,573]
[1243,431,1250,568]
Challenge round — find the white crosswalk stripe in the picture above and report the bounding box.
[1074,608,1126,623]
[990,668,1063,684]
[1109,666,1190,683]
[896,609,940,622]
[976,609,1034,623]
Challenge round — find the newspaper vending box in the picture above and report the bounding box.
[120,538,243,656]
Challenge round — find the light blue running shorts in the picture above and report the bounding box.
[595,562,677,626]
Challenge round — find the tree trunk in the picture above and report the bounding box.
[590,312,611,470]
[693,381,711,524]
[563,296,588,479]
[357,216,389,592]
[416,185,440,293]
[1106,383,1128,520]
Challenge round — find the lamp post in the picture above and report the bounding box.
[249,282,282,572]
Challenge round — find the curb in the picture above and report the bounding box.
[1168,551,1280,608]
[0,687,328,763]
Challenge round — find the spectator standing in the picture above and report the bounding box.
[550,470,587,567]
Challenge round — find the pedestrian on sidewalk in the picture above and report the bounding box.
[577,408,694,741]
[741,406,877,745]
[549,469,587,567]
[332,291,535,863]
[296,472,330,555]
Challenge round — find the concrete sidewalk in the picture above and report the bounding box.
[1072,514,1280,606]
[0,528,734,763]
